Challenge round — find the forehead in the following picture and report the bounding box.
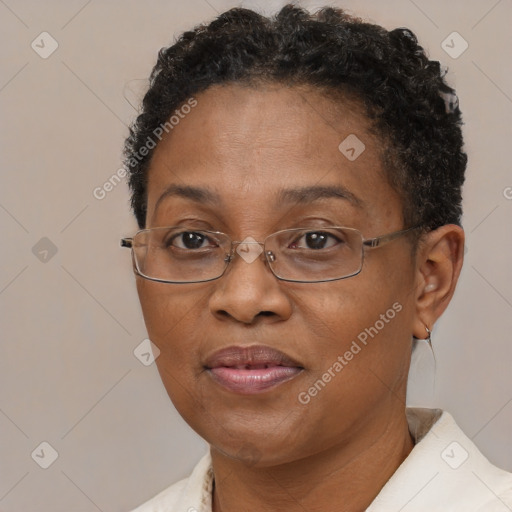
[145,83,402,231]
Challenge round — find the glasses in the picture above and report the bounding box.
[120,225,420,284]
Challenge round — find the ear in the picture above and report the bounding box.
[412,224,465,339]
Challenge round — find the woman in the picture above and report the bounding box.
[121,4,512,511]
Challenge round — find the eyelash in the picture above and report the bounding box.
[164,229,345,252]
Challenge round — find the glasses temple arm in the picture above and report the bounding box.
[362,226,421,248]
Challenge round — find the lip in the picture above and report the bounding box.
[204,345,304,394]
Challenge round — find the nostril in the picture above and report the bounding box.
[258,311,275,317]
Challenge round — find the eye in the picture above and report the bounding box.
[166,231,216,250]
[290,231,343,250]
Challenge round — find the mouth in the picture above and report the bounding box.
[204,345,304,394]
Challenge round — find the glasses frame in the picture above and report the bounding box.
[120,225,422,284]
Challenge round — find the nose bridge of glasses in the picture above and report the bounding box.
[229,238,269,266]
[231,239,265,247]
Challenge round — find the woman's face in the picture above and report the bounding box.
[136,83,419,466]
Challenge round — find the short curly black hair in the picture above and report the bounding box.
[124,4,466,232]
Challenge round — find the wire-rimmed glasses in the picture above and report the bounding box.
[121,225,420,284]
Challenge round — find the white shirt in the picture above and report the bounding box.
[131,408,512,511]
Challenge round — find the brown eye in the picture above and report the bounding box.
[167,231,213,250]
[291,231,343,250]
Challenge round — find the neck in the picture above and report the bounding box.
[212,410,414,512]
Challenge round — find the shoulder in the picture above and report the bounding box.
[130,452,213,512]
[368,408,512,511]
[131,478,188,512]
[475,487,512,512]
[417,408,512,510]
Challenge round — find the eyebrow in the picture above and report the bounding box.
[153,183,363,213]
[154,184,221,212]
[276,185,363,208]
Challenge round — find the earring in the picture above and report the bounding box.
[424,325,432,344]
[413,325,433,352]
[413,324,431,342]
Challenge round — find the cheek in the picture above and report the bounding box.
[292,284,411,434]
[136,279,208,363]
[291,276,387,347]
[138,278,194,327]
[136,279,212,413]
[294,268,412,383]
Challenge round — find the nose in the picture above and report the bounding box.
[208,243,293,325]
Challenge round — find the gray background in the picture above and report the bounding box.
[0,0,511,510]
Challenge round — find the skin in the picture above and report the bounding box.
[135,83,464,512]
